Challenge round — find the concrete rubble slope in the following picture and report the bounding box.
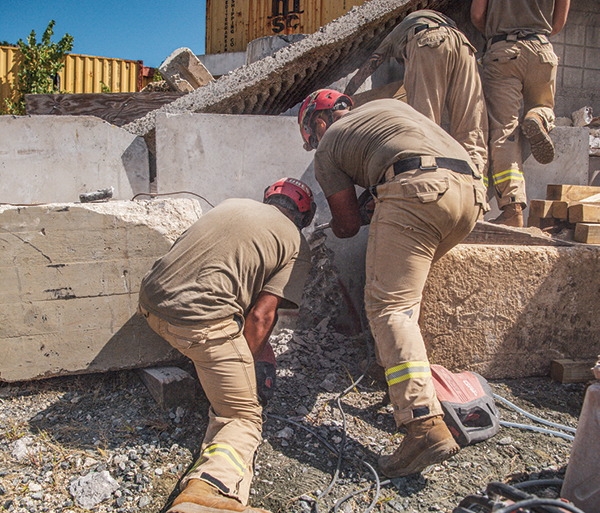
[124,0,449,146]
[0,199,202,382]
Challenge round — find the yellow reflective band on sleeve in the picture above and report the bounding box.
[483,175,489,187]
[492,169,524,185]
[385,361,431,386]
[202,443,246,475]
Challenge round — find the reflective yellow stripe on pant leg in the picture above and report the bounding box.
[385,361,431,386]
[492,169,524,185]
[190,443,246,476]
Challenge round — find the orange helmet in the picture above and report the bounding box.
[298,89,352,150]
[264,178,317,229]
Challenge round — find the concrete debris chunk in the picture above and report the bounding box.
[11,437,34,463]
[137,366,197,409]
[572,106,593,127]
[69,470,119,509]
[160,47,214,93]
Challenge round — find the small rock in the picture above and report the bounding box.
[69,471,119,509]
[11,437,33,463]
[276,427,294,439]
[139,496,151,507]
[28,483,42,493]
[498,437,512,446]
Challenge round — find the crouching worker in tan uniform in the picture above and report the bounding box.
[298,90,487,477]
[344,9,488,177]
[138,178,315,513]
[471,0,570,226]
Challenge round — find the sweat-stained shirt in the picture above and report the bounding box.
[484,0,555,39]
[314,99,478,198]
[139,198,311,325]
[373,10,457,62]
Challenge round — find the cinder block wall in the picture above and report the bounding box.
[552,0,600,117]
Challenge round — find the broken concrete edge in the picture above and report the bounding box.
[0,199,203,244]
[123,0,450,138]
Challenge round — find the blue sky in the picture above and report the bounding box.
[1,0,206,68]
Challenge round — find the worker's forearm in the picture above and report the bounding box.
[330,216,360,238]
[344,55,383,96]
[551,0,570,36]
[470,0,488,33]
[244,311,277,358]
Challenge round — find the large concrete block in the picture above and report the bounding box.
[422,244,600,379]
[0,116,151,205]
[155,113,315,206]
[0,199,202,382]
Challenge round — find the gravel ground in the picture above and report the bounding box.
[0,235,588,513]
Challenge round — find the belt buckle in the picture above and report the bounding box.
[419,156,438,171]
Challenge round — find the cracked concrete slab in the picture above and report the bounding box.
[123,0,448,147]
[0,199,202,382]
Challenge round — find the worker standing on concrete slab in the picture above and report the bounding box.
[138,178,315,513]
[298,90,487,478]
[471,0,570,227]
[344,9,489,177]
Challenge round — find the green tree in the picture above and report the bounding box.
[3,20,73,115]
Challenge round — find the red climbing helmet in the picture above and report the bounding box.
[264,178,317,228]
[298,89,353,150]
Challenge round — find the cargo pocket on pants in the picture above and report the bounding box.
[484,44,520,64]
[539,49,558,66]
[399,174,449,203]
[164,323,211,351]
[416,27,447,48]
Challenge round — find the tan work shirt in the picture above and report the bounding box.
[314,99,474,198]
[139,198,311,325]
[374,10,456,62]
[484,0,554,38]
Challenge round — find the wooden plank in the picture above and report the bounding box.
[550,359,597,383]
[552,201,570,220]
[574,223,600,244]
[462,220,574,246]
[569,203,600,224]
[529,199,555,218]
[25,92,186,127]
[546,184,600,202]
[527,215,558,229]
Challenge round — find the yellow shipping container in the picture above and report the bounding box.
[1,46,154,108]
[206,0,367,54]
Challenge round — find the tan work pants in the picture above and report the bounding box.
[404,26,489,176]
[141,307,261,505]
[482,38,558,209]
[364,166,484,427]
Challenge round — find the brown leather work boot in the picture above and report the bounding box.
[167,479,271,513]
[522,112,555,164]
[489,204,524,227]
[378,415,460,478]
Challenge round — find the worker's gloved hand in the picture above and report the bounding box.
[357,189,375,225]
[255,342,277,406]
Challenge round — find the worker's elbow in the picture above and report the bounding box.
[332,221,360,239]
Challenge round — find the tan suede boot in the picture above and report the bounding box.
[489,204,524,227]
[168,479,271,513]
[378,415,460,478]
[522,112,555,164]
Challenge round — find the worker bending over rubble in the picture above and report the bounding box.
[298,90,487,477]
[138,178,315,513]
[344,9,488,177]
[471,0,570,227]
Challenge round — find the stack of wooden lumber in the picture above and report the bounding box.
[528,184,600,244]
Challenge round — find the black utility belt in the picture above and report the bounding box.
[489,33,544,46]
[391,156,475,179]
[413,22,455,36]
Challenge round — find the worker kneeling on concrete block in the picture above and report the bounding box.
[299,90,488,477]
[138,178,315,513]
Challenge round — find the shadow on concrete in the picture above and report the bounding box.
[121,136,151,197]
